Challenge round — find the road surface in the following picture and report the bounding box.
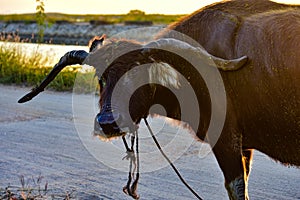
[0,85,299,199]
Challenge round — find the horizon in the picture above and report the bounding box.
[1,0,299,15]
[0,11,184,16]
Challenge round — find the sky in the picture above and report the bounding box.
[0,0,299,15]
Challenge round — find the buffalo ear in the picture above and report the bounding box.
[89,34,106,52]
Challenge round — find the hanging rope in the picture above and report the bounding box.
[144,118,203,200]
[122,131,140,199]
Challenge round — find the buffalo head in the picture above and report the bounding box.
[87,37,248,140]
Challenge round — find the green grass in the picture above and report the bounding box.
[0,42,98,92]
[0,12,184,25]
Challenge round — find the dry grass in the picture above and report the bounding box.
[0,175,75,200]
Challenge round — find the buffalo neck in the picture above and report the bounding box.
[145,50,212,140]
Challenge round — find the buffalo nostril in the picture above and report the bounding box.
[93,115,123,141]
[94,116,103,132]
[97,112,121,126]
[95,111,125,138]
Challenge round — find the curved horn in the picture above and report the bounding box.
[18,50,88,103]
[18,34,106,103]
[18,35,106,103]
[143,38,248,71]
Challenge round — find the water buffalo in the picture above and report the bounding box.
[18,0,300,199]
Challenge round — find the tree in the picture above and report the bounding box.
[127,10,146,16]
[36,0,46,43]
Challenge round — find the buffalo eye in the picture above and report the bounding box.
[99,77,106,90]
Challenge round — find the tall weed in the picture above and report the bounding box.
[0,43,97,92]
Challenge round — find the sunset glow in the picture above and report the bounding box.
[1,0,299,15]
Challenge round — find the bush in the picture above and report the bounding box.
[0,42,98,93]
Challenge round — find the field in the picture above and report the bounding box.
[0,11,184,25]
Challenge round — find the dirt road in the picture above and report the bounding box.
[0,85,299,199]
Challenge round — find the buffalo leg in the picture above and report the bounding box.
[213,139,249,199]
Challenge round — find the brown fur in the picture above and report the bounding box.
[159,0,300,165]
[157,1,300,194]
[160,0,298,58]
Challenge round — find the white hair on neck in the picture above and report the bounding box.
[148,62,181,89]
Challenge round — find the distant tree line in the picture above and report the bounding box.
[0,7,183,26]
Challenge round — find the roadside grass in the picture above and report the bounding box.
[0,42,98,93]
[0,174,75,200]
[0,12,184,24]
